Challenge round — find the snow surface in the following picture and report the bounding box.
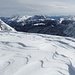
[9,15,31,22]
[34,23,45,26]
[0,32,75,75]
[17,15,31,22]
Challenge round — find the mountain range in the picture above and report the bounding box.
[1,15,75,37]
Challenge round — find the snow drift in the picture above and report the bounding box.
[0,32,75,75]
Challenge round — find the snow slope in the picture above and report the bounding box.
[0,32,75,75]
[9,15,31,22]
[17,15,31,22]
[0,19,16,32]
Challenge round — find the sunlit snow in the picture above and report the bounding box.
[0,32,75,75]
[0,19,16,32]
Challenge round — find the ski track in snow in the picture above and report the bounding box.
[0,32,75,75]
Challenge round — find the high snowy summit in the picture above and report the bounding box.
[9,15,31,22]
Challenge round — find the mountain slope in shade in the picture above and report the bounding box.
[0,19,16,31]
[0,32,75,75]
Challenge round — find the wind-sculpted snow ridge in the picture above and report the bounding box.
[0,32,75,75]
[0,19,16,32]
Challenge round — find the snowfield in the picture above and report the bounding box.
[0,32,75,75]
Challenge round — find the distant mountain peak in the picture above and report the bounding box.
[17,15,31,22]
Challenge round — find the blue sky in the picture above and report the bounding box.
[0,0,75,16]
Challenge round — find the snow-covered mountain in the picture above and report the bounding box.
[1,15,75,38]
[17,15,31,22]
[0,32,75,75]
[27,15,50,21]
[0,19,16,32]
[9,15,31,22]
